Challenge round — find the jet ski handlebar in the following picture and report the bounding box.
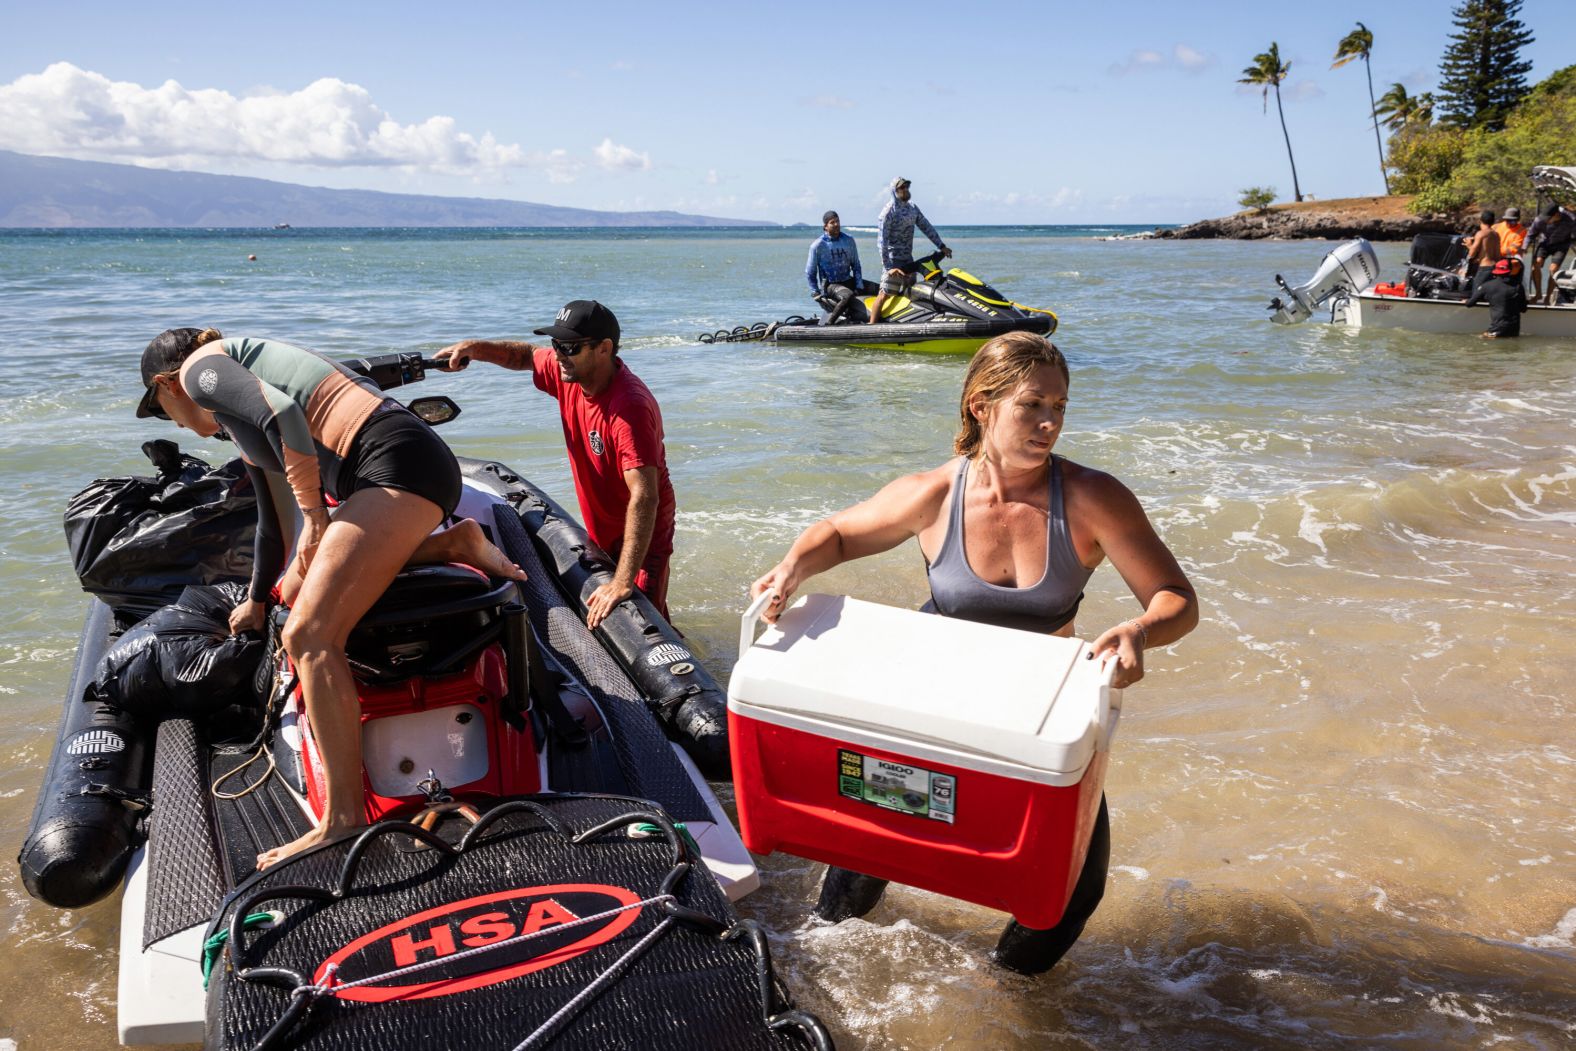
[341,351,446,391]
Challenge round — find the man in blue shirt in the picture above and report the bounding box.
[869,177,951,324]
[806,210,865,324]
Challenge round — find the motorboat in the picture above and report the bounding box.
[1268,166,1576,338]
[700,252,1057,355]
[17,354,830,1050]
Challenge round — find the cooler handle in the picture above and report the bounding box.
[1095,649,1123,752]
[739,588,778,662]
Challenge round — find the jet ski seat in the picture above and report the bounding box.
[346,564,518,680]
[357,563,514,627]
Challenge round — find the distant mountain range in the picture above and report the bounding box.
[0,151,775,228]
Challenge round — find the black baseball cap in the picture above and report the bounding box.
[533,300,620,346]
[822,210,839,224]
[136,327,206,418]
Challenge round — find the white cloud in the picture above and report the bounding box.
[1174,44,1214,73]
[0,62,657,184]
[593,137,651,171]
[783,187,819,210]
[705,168,719,185]
[0,62,536,173]
[1109,49,1166,76]
[1289,80,1325,101]
[938,187,1084,211]
[1111,44,1213,76]
[801,94,855,110]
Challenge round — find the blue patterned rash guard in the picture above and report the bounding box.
[805,231,863,294]
[877,191,945,269]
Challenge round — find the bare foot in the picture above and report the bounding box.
[429,518,528,582]
[256,820,363,871]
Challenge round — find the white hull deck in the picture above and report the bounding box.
[1337,292,1576,338]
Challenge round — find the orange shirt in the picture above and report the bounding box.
[1493,221,1528,257]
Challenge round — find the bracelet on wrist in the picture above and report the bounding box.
[1127,619,1149,649]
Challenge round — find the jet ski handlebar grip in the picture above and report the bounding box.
[739,588,778,662]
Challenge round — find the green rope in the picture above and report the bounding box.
[202,911,277,988]
[633,821,702,859]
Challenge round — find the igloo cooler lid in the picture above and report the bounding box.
[730,592,1120,785]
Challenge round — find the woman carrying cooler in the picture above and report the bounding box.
[136,327,524,869]
[750,330,1198,974]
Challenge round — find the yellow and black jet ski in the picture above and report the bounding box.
[700,252,1057,355]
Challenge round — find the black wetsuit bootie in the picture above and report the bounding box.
[991,794,1112,975]
[991,918,1089,975]
[813,865,890,923]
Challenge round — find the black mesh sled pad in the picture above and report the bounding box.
[490,507,710,823]
[144,719,228,948]
[205,795,831,1051]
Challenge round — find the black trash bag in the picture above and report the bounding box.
[87,582,264,720]
[65,439,257,614]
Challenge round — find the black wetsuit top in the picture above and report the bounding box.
[1465,276,1528,335]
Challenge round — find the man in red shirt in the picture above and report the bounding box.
[436,301,677,628]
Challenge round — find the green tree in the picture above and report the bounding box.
[1437,0,1535,130]
[1333,22,1389,193]
[1238,186,1277,213]
[1442,64,1576,209]
[1240,43,1302,202]
[1386,125,1469,202]
[1373,84,1436,131]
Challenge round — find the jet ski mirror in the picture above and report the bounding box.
[408,396,461,427]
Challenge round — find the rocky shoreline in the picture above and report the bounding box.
[1152,196,1468,241]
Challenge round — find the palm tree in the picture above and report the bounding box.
[1333,22,1389,194]
[1240,43,1303,202]
[1372,84,1435,132]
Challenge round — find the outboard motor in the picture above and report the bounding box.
[1268,239,1381,324]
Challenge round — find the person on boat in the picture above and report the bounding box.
[1528,203,1575,305]
[1465,258,1529,338]
[868,177,951,325]
[1492,207,1528,282]
[807,210,866,325]
[435,300,677,628]
[135,328,525,870]
[748,330,1199,975]
[1463,210,1501,298]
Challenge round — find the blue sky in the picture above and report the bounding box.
[1,1,1567,224]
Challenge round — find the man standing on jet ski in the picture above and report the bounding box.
[869,177,951,324]
[806,210,865,324]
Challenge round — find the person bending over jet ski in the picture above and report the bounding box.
[136,327,525,870]
[1464,258,1528,338]
[868,176,951,324]
[749,331,1198,974]
[806,210,867,324]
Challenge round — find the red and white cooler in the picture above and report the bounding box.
[728,591,1120,930]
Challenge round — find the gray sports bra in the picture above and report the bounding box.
[925,455,1093,633]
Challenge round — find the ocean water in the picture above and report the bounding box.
[0,226,1573,1050]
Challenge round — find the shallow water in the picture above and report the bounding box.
[0,227,1572,1049]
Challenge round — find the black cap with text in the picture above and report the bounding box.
[533,300,620,347]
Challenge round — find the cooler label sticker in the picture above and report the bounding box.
[837,749,955,823]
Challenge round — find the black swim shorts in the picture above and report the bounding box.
[335,405,462,516]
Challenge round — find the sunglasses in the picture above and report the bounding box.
[551,338,596,356]
[146,379,173,420]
